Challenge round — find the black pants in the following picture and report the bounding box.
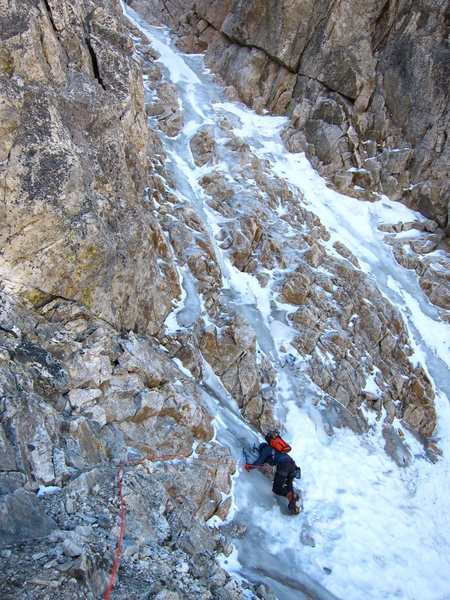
[272,459,296,497]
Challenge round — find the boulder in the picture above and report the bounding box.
[0,489,57,547]
[190,127,219,166]
[281,274,311,305]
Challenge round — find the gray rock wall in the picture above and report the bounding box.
[0,292,247,597]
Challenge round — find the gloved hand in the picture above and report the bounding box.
[245,463,251,472]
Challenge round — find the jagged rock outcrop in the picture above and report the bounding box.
[0,456,246,599]
[151,108,437,438]
[0,292,253,598]
[198,313,277,432]
[380,220,450,315]
[130,0,450,235]
[0,292,216,494]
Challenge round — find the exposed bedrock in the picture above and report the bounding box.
[0,0,180,334]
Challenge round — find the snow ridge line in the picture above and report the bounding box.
[103,452,269,599]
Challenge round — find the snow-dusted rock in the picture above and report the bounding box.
[190,127,219,166]
[135,0,450,232]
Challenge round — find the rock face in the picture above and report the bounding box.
[0,489,57,547]
[380,219,450,314]
[0,0,179,334]
[0,291,216,491]
[0,292,243,597]
[131,0,450,233]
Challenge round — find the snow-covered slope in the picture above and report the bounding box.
[123,5,450,599]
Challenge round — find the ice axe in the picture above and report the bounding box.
[241,448,250,473]
[242,446,271,473]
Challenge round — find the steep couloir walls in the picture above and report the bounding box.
[130,0,450,232]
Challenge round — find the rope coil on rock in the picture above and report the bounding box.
[103,452,267,599]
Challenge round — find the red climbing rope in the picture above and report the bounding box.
[103,463,126,600]
[103,452,268,599]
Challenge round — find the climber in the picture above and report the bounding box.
[245,431,301,515]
